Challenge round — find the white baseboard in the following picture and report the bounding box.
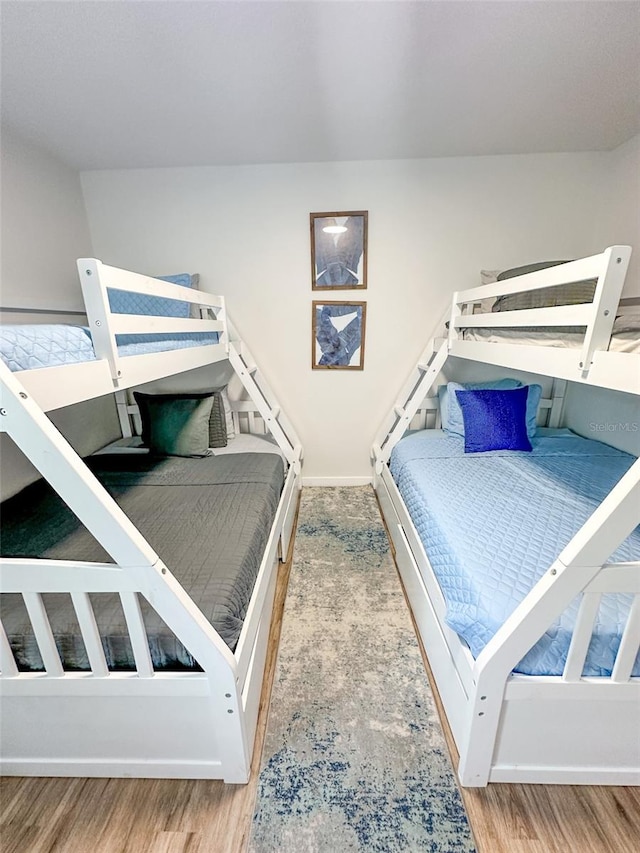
[302,476,373,487]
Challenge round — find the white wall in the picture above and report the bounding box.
[563,384,640,457]
[1,126,93,310]
[81,151,611,481]
[1,126,121,498]
[593,134,640,297]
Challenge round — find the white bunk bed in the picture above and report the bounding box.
[373,246,640,787]
[0,260,302,782]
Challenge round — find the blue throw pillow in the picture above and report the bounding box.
[455,386,533,453]
[440,380,542,440]
[108,273,194,317]
[439,378,522,437]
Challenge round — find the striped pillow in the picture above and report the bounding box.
[491,261,596,313]
[208,391,228,448]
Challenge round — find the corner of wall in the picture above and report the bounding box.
[0,126,119,499]
[563,382,640,456]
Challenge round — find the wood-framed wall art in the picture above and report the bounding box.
[312,300,366,370]
[310,211,368,290]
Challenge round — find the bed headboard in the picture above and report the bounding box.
[116,390,272,440]
[409,378,566,432]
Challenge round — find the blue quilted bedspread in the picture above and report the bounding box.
[0,325,96,370]
[389,430,640,676]
[0,325,218,372]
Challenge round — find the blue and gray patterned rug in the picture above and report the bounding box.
[249,486,476,853]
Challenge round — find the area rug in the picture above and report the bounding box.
[249,486,476,853]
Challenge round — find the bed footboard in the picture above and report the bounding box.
[375,448,640,787]
[0,361,302,782]
[0,468,300,781]
[0,553,253,780]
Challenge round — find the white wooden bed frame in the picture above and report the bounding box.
[373,246,640,787]
[0,260,302,782]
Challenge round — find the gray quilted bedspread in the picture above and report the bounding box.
[1,453,285,670]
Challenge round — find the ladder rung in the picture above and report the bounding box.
[417,361,431,372]
[269,407,280,420]
[246,363,258,375]
[394,405,405,418]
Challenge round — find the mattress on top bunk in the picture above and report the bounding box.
[0,452,285,671]
[0,324,218,372]
[389,430,640,677]
[462,311,640,354]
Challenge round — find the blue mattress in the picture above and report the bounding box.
[389,429,640,677]
[0,325,218,372]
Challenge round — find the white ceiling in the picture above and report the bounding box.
[2,1,639,170]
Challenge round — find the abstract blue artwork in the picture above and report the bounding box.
[312,301,366,370]
[310,211,368,289]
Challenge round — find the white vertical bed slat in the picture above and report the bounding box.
[611,597,640,683]
[115,390,133,438]
[78,259,121,380]
[119,592,154,677]
[578,246,631,373]
[22,592,64,676]
[71,592,110,677]
[562,593,602,681]
[547,379,567,428]
[0,621,19,677]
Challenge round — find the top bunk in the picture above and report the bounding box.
[0,259,230,412]
[446,245,638,396]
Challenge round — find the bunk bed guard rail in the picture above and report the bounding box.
[448,246,631,380]
[79,259,229,383]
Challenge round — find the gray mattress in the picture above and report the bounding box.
[1,453,285,671]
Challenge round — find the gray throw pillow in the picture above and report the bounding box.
[133,391,214,457]
[492,261,596,313]
[209,391,228,447]
[213,386,236,439]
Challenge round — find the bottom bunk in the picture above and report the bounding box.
[0,375,301,782]
[2,451,286,670]
[374,387,640,787]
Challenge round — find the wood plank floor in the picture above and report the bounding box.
[416,632,640,853]
[0,546,294,853]
[2,491,640,853]
[390,522,640,853]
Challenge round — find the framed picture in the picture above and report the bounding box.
[310,210,368,290]
[312,301,366,370]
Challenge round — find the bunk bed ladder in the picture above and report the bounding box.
[228,339,302,473]
[374,340,449,468]
[372,306,451,470]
